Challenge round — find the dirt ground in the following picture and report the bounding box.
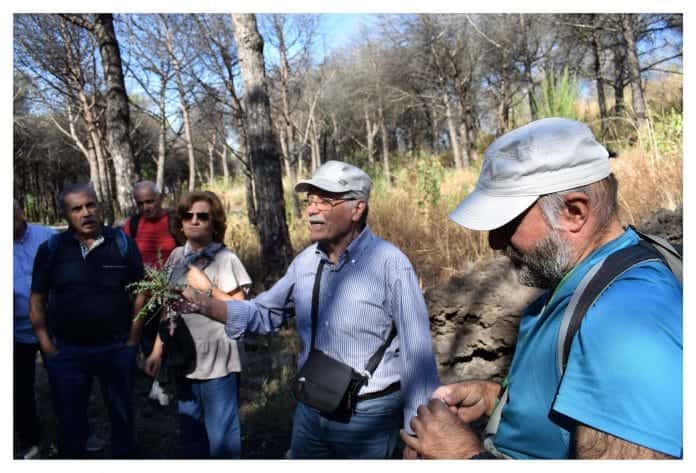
[17,332,297,459]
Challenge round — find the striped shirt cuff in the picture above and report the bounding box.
[403,406,418,435]
[224,300,250,339]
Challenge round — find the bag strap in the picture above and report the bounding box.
[309,259,327,349]
[364,323,397,375]
[483,381,509,436]
[115,227,129,259]
[47,232,61,271]
[129,213,141,239]
[558,239,670,376]
[308,257,397,376]
[630,226,682,284]
[167,210,186,246]
[47,228,127,264]
[481,377,512,458]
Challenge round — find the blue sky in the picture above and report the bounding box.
[316,14,376,55]
[321,13,375,51]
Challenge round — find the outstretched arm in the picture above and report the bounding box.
[182,264,296,337]
[181,286,230,323]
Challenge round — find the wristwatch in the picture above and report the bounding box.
[205,286,213,298]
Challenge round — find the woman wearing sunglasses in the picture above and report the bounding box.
[145,190,251,458]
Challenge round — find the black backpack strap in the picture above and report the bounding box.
[115,227,129,259]
[363,323,397,375]
[167,210,186,246]
[46,232,62,272]
[308,257,396,377]
[310,259,327,349]
[630,226,682,284]
[129,213,141,239]
[557,242,664,375]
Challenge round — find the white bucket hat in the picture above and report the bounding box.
[295,160,372,200]
[449,118,610,231]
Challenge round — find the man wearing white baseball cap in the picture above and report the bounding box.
[402,118,682,459]
[179,160,440,459]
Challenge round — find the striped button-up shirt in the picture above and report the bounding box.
[225,227,440,432]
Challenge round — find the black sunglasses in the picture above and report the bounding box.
[182,211,211,222]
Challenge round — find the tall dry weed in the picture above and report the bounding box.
[208,140,681,290]
[611,147,682,225]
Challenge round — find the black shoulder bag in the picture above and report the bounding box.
[292,259,396,419]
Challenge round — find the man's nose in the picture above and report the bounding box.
[306,204,318,217]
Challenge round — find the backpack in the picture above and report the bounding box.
[556,227,681,375]
[128,210,184,245]
[483,227,682,455]
[47,227,129,265]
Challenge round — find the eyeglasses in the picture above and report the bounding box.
[303,196,355,212]
[182,211,210,222]
[136,199,156,207]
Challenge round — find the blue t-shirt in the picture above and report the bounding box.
[494,228,682,458]
[14,223,57,343]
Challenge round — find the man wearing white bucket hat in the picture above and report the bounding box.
[402,118,682,459]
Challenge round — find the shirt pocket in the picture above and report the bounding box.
[98,264,128,289]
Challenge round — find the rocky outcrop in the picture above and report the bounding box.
[637,205,683,244]
[426,207,683,384]
[426,257,539,384]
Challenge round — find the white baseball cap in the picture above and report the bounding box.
[295,160,372,200]
[449,118,610,231]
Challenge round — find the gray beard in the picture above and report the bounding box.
[505,230,573,289]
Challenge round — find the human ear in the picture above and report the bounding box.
[351,200,366,222]
[559,192,590,233]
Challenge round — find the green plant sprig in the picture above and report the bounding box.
[127,263,180,322]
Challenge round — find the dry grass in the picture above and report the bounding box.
[205,141,681,291]
[611,146,683,225]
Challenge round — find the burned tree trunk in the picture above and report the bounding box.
[93,14,136,216]
[232,13,293,280]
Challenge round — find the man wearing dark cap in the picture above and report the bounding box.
[401,118,682,459]
[181,160,440,459]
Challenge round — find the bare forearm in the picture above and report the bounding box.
[29,293,56,353]
[151,334,163,356]
[128,293,146,345]
[574,424,674,459]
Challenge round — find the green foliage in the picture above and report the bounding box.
[533,66,580,120]
[650,109,683,157]
[416,157,445,208]
[476,133,496,157]
[127,262,178,322]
